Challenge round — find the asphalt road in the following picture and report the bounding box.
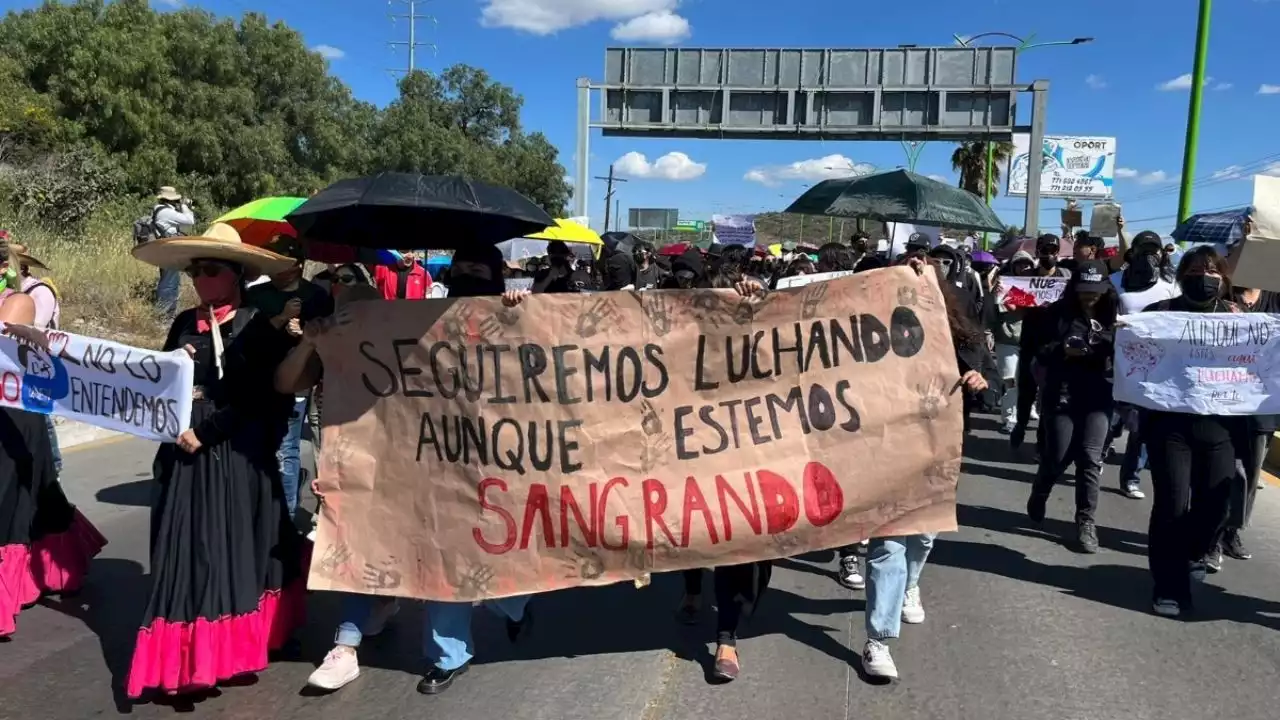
[3,415,1280,720]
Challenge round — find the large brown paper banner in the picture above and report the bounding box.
[309,267,963,601]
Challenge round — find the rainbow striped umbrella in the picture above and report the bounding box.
[213,196,307,247]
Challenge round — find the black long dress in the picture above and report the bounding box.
[126,306,304,698]
[0,402,107,637]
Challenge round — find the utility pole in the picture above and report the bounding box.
[595,164,627,231]
[1177,0,1213,223]
[388,0,436,75]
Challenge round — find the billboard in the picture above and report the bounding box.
[1007,135,1117,200]
[598,46,1020,141]
[629,208,678,229]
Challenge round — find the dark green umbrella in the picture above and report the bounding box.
[783,169,1005,234]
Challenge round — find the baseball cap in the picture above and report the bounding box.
[905,232,932,251]
[1132,230,1163,252]
[1035,233,1061,253]
[1074,259,1112,293]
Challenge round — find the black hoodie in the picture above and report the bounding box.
[929,244,985,321]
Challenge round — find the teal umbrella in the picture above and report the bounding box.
[783,169,1005,234]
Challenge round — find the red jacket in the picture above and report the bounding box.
[373,263,431,300]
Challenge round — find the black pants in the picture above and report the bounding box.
[1032,407,1110,523]
[682,562,772,647]
[1145,412,1242,605]
[1225,432,1271,533]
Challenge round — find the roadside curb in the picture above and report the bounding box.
[53,417,124,450]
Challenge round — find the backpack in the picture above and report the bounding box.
[133,207,163,246]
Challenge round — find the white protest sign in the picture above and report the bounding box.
[776,270,856,289]
[996,276,1067,308]
[1114,312,1280,415]
[504,278,533,292]
[0,325,194,442]
[711,214,757,246]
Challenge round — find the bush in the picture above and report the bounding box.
[3,145,124,227]
[0,200,189,347]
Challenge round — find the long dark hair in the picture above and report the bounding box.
[928,262,983,348]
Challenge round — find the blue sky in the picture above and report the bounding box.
[8,0,1280,237]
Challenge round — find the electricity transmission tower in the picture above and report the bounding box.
[388,0,436,75]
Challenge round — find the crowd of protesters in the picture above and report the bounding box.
[0,197,1272,703]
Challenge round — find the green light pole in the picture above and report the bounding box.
[953,33,1094,204]
[1177,0,1213,223]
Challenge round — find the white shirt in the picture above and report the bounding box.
[153,203,195,238]
[1111,270,1180,315]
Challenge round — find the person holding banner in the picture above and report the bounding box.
[1024,260,1119,554]
[861,255,989,681]
[125,224,308,698]
[0,250,107,638]
[291,243,536,696]
[991,252,1036,433]
[1011,234,1072,451]
[1141,247,1247,618]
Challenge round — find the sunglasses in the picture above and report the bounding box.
[1037,246,1059,256]
[334,273,359,285]
[185,263,228,278]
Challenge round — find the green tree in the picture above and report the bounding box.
[950,141,1013,200]
[0,1,568,218]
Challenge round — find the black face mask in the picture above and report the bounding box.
[1038,255,1057,269]
[1180,275,1222,304]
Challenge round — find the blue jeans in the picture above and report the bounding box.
[1120,429,1147,490]
[333,595,530,671]
[278,397,307,517]
[155,267,181,319]
[44,414,62,476]
[865,534,935,640]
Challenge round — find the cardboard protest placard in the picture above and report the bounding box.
[1231,176,1280,293]
[308,268,963,601]
[0,325,193,442]
[775,270,856,289]
[1115,311,1280,415]
[996,276,1067,309]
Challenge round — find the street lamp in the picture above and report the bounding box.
[953,32,1094,207]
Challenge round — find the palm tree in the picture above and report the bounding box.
[950,141,1014,201]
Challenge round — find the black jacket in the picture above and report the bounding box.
[1029,300,1116,413]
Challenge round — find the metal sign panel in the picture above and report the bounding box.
[629,208,678,229]
[598,47,1020,141]
[1007,134,1117,200]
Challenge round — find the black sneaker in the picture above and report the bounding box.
[1010,425,1026,449]
[506,605,534,642]
[1203,550,1222,574]
[837,554,865,590]
[1222,530,1252,560]
[1077,521,1099,554]
[1026,493,1047,524]
[416,663,469,695]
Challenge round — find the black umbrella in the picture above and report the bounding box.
[783,169,1006,234]
[286,173,556,250]
[600,231,641,255]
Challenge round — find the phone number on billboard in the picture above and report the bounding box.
[1046,177,1105,193]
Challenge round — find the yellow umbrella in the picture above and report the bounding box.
[525,218,603,256]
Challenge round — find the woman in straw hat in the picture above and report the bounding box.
[0,237,107,639]
[125,223,309,699]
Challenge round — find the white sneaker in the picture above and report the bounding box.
[838,555,865,590]
[363,599,401,637]
[1123,486,1146,500]
[902,586,925,624]
[861,639,898,680]
[1030,406,1040,421]
[308,646,360,690]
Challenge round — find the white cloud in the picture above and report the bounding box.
[614,151,706,181]
[1211,165,1246,181]
[927,174,950,183]
[153,0,182,7]
[1213,82,1233,91]
[610,10,690,43]
[312,45,345,60]
[743,154,876,186]
[1259,84,1280,95]
[1157,73,1213,91]
[1116,167,1170,184]
[1085,74,1108,89]
[481,0,685,35]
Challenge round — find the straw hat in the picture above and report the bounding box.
[9,243,49,270]
[156,186,182,202]
[132,223,296,279]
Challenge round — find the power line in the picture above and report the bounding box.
[595,165,628,232]
[388,0,436,75]
[1119,151,1280,204]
